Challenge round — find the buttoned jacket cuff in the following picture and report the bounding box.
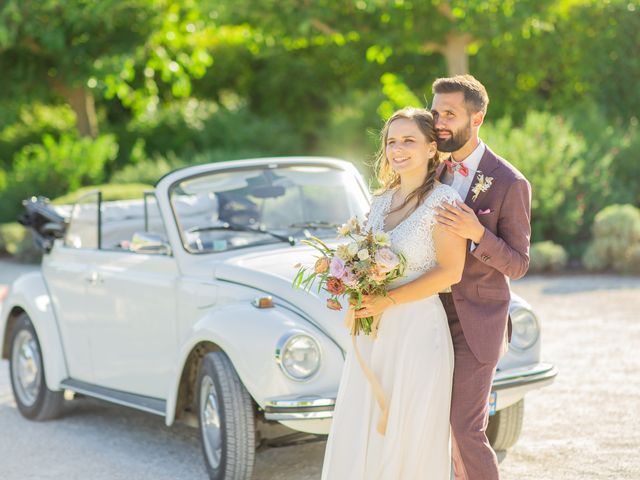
[471,228,498,264]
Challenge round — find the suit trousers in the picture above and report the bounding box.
[440,293,500,480]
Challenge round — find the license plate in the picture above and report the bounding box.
[489,392,497,416]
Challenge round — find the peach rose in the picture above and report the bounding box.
[326,298,343,311]
[314,256,330,274]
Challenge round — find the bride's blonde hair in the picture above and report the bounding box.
[374,107,441,215]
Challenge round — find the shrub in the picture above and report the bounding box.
[582,204,640,273]
[110,153,184,185]
[481,112,610,251]
[0,103,76,170]
[111,101,305,173]
[52,183,154,205]
[528,241,568,273]
[0,133,118,223]
[0,222,40,263]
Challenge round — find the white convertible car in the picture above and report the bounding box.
[0,157,556,479]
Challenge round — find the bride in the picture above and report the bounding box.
[321,107,466,479]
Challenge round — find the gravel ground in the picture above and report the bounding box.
[1,259,639,479]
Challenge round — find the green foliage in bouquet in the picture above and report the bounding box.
[582,204,640,273]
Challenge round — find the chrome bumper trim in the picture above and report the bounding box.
[492,362,558,392]
[263,363,558,422]
[263,396,336,421]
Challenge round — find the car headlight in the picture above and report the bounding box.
[510,308,540,351]
[276,332,321,381]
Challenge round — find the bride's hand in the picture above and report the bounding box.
[353,294,394,318]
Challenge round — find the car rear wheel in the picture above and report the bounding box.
[9,313,64,420]
[487,399,524,451]
[197,351,256,480]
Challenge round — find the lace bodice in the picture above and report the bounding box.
[367,183,462,282]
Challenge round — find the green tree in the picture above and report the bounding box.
[0,0,213,137]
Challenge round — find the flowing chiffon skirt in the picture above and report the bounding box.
[321,295,454,480]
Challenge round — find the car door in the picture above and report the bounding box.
[42,191,100,382]
[84,193,179,399]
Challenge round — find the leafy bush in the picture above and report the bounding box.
[0,222,40,263]
[528,241,568,273]
[0,103,76,169]
[111,101,305,174]
[482,111,625,256]
[110,154,183,185]
[582,204,640,273]
[0,133,118,223]
[52,183,153,205]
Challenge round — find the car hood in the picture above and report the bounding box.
[214,244,351,350]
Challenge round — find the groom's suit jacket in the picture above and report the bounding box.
[439,146,532,364]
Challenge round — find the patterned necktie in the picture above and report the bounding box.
[443,158,469,177]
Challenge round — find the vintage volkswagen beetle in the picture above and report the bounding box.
[0,157,556,479]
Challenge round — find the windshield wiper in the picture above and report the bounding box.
[187,222,295,246]
[289,221,341,230]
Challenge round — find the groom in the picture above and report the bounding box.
[431,75,532,479]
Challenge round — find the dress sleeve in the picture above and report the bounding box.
[424,185,462,226]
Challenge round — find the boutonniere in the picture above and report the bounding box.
[471,173,494,202]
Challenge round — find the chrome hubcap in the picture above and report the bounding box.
[200,375,222,469]
[11,330,41,407]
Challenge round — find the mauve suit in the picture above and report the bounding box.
[439,145,532,479]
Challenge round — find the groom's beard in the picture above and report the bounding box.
[436,120,472,152]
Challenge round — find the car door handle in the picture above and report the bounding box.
[85,272,103,286]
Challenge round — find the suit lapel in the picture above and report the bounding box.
[464,147,501,206]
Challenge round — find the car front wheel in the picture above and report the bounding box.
[197,351,256,480]
[9,313,64,420]
[487,398,524,451]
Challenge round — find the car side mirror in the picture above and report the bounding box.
[42,222,66,238]
[130,232,172,256]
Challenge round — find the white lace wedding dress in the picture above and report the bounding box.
[321,183,461,480]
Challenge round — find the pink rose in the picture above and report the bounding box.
[375,247,400,273]
[330,257,346,279]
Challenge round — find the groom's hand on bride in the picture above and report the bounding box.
[354,295,394,318]
[434,200,485,244]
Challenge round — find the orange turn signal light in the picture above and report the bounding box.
[253,296,274,309]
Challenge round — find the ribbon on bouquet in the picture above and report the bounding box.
[344,308,389,436]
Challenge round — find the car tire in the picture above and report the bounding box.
[487,398,524,451]
[197,351,256,480]
[8,313,64,421]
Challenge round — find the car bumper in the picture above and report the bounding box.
[491,362,558,411]
[264,362,557,422]
[264,396,335,422]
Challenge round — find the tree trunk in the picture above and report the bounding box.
[441,32,472,76]
[51,81,98,138]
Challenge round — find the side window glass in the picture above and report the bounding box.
[100,192,170,255]
[64,191,100,249]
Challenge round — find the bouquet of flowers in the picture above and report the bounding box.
[293,216,406,336]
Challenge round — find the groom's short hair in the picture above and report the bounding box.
[432,75,489,114]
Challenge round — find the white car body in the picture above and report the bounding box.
[1,157,556,454]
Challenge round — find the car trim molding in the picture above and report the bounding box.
[60,378,166,416]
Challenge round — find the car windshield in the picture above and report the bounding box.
[170,164,370,254]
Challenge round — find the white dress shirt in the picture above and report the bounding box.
[441,140,486,253]
[442,140,486,200]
